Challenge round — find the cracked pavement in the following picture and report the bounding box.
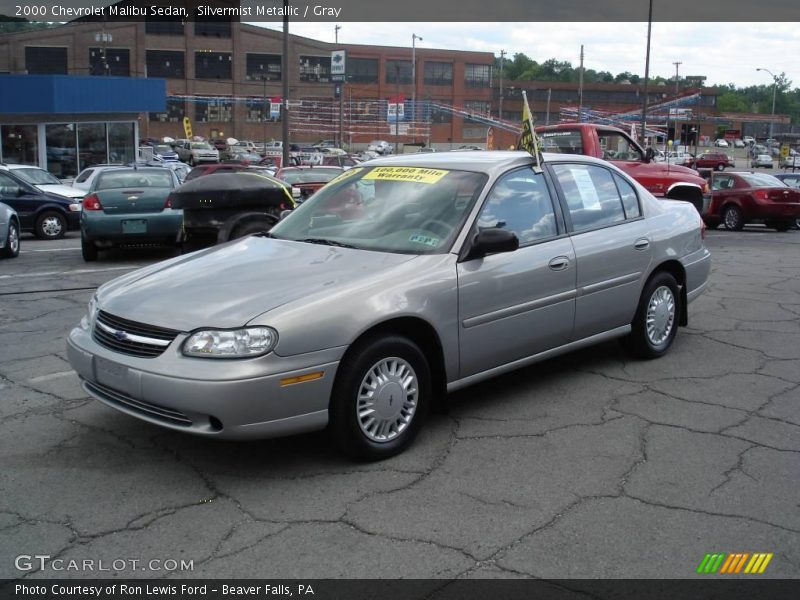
[0,229,798,580]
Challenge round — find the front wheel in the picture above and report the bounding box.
[35,211,66,240]
[716,163,725,171]
[622,272,680,359]
[330,335,431,460]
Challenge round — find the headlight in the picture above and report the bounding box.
[183,327,278,358]
[81,295,98,330]
[68,202,82,212]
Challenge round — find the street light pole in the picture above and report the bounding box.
[334,24,341,44]
[281,1,290,169]
[756,67,778,139]
[412,33,422,142]
[640,0,653,142]
[498,49,506,120]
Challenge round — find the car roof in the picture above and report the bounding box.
[0,163,45,170]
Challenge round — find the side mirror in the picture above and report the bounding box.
[464,227,519,261]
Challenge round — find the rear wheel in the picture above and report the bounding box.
[330,335,430,460]
[623,271,680,359]
[35,211,66,240]
[81,233,98,261]
[1,220,20,258]
[722,205,744,231]
[229,218,277,240]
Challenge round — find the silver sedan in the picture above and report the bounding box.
[68,152,710,459]
[0,202,20,258]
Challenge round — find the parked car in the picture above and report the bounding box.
[152,144,180,162]
[223,150,263,165]
[321,155,361,168]
[705,171,800,231]
[0,164,84,200]
[275,166,344,202]
[67,151,710,459]
[778,154,800,169]
[80,167,182,261]
[691,151,735,171]
[713,139,729,147]
[665,151,695,167]
[175,141,220,166]
[367,140,392,155]
[743,136,755,146]
[185,163,256,182]
[73,165,130,191]
[772,173,800,229]
[733,139,746,148]
[0,202,20,258]
[752,154,773,168]
[750,144,769,158]
[0,167,81,239]
[210,138,228,152]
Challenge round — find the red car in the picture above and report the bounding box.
[692,151,735,171]
[705,171,800,231]
[275,166,344,202]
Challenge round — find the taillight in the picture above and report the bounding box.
[83,194,102,211]
[754,190,769,201]
[164,194,173,209]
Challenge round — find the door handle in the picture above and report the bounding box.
[548,256,570,271]
[634,238,650,251]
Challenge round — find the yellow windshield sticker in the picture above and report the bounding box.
[328,167,364,185]
[363,167,449,184]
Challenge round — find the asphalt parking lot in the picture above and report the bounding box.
[0,228,798,580]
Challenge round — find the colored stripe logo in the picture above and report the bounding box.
[697,552,773,574]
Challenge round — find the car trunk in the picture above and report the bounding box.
[96,188,170,214]
[766,188,800,203]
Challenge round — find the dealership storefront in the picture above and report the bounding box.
[0,74,165,179]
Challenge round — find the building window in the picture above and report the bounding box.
[245,97,280,122]
[89,48,130,76]
[246,54,282,81]
[464,100,491,122]
[195,98,233,123]
[0,124,38,165]
[465,63,491,88]
[150,98,185,123]
[146,50,184,78]
[430,104,452,123]
[194,20,232,38]
[299,56,331,82]
[349,58,378,84]
[145,20,184,35]
[195,52,232,80]
[77,123,107,171]
[45,123,77,178]
[108,122,135,164]
[424,62,452,86]
[25,47,67,74]
[386,60,412,84]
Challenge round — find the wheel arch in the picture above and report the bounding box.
[665,183,704,213]
[648,259,688,327]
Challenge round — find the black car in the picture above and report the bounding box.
[0,168,81,239]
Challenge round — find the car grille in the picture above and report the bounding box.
[85,380,192,427]
[93,310,180,358]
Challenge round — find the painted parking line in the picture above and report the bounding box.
[21,247,81,253]
[28,371,76,384]
[0,265,144,280]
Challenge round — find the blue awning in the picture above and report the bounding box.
[0,75,166,114]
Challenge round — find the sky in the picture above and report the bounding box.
[258,22,799,89]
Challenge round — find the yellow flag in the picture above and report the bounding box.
[519,91,540,167]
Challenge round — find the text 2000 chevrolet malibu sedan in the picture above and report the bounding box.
[68,152,710,459]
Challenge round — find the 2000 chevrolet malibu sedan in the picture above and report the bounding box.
[68,152,711,459]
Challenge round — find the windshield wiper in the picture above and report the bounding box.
[297,237,358,249]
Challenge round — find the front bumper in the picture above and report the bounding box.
[67,325,343,439]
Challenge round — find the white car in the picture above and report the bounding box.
[0,164,85,200]
[743,136,755,145]
[367,140,392,155]
[779,155,800,169]
[175,141,220,165]
[714,139,729,148]
[733,139,746,148]
[752,154,774,168]
[665,151,694,166]
[72,165,127,191]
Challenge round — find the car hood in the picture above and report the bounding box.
[36,184,85,199]
[96,237,417,331]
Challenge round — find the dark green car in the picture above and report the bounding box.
[80,167,182,261]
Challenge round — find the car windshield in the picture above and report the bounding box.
[95,170,173,190]
[280,168,342,184]
[270,166,487,255]
[13,168,61,185]
[740,173,785,187]
[191,143,212,150]
[154,145,172,153]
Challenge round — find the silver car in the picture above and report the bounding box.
[0,202,20,258]
[67,152,711,459]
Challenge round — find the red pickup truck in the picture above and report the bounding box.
[536,123,710,212]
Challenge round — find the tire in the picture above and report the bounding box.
[81,233,98,261]
[230,218,277,240]
[772,220,792,232]
[622,271,680,359]
[1,220,20,258]
[703,218,720,229]
[330,335,431,460]
[722,205,744,231]
[715,163,725,171]
[35,211,67,240]
[794,217,800,230]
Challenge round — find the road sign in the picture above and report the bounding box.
[781,145,790,159]
[331,49,346,82]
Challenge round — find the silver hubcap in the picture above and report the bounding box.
[724,208,739,229]
[357,357,418,443]
[8,225,19,252]
[41,216,63,237]
[646,286,676,346]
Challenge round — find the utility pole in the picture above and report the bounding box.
[498,49,506,120]
[394,64,400,154]
[640,0,653,142]
[334,24,341,44]
[281,1,290,169]
[546,88,551,125]
[578,45,584,122]
[412,33,422,143]
[668,61,681,143]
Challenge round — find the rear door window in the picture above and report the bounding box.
[552,163,626,233]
